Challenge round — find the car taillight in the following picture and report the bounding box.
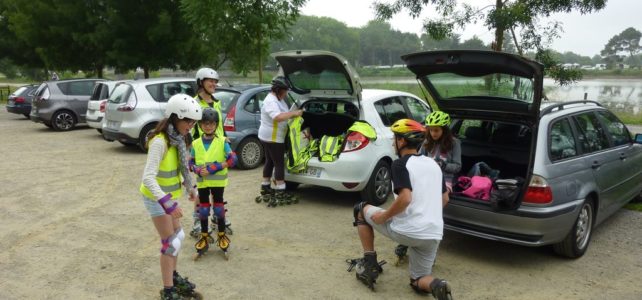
[523,175,553,204]
[117,105,134,112]
[224,105,236,132]
[117,94,137,112]
[14,97,25,103]
[99,100,107,113]
[343,131,369,152]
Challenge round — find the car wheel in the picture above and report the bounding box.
[285,181,300,190]
[96,129,102,134]
[236,137,264,169]
[23,113,30,119]
[553,199,594,258]
[360,160,392,205]
[51,110,76,131]
[138,123,157,152]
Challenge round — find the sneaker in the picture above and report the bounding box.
[430,278,453,300]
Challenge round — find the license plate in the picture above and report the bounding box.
[302,166,322,178]
[107,121,119,128]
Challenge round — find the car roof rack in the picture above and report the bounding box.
[540,100,602,117]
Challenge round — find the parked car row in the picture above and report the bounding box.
[5,50,642,259]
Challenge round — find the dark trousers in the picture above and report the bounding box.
[198,187,225,233]
[261,141,285,181]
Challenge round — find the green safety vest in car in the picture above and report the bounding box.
[286,116,312,173]
[140,133,183,199]
[192,136,228,188]
[192,95,224,139]
[348,121,377,140]
[319,135,343,162]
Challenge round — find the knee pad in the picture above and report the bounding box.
[198,203,211,220]
[160,232,182,257]
[214,202,225,219]
[353,201,368,227]
[175,228,185,243]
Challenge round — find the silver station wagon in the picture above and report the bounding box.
[403,50,642,258]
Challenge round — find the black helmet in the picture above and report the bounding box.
[200,107,219,123]
[271,76,290,90]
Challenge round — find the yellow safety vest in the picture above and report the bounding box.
[192,95,224,138]
[319,135,342,162]
[286,116,311,173]
[140,133,183,199]
[192,136,228,188]
[348,121,377,140]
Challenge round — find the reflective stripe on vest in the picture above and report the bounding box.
[140,133,183,199]
[319,135,341,162]
[193,136,228,188]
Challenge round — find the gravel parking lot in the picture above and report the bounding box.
[1,108,641,300]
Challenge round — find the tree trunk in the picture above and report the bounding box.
[96,65,104,78]
[258,28,263,84]
[493,0,504,52]
[144,67,149,79]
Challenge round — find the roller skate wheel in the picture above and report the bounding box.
[255,196,262,203]
[223,251,230,260]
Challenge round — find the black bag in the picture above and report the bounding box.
[490,177,524,210]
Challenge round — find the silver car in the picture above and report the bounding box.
[30,79,106,130]
[86,80,129,133]
[403,50,642,258]
[102,78,196,150]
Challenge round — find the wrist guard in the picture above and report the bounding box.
[157,194,178,214]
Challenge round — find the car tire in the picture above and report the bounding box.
[236,137,264,169]
[23,113,30,119]
[119,141,137,147]
[138,123,157,152]
[360,160,392,206]
[285,181,300,190]
[96,129,102,134]
[51,110,76,131]
[553,198,594,258]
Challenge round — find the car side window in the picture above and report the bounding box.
[549,118,577,161]
[247,91,269,113]
[67,81,96,95]
[403,96,430,123]
[596,110,630,147]
[573,112,610,153]
[374,97,407,126]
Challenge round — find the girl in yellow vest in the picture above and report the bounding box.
[190,67,228,237]
[139,94,202,300]
[189,108,237,260]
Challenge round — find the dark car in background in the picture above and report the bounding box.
[30,78,106,131]
[214,85,296,169]
[6,84,39,118]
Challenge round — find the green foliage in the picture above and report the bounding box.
[601,27,642,67]
[374,0,607,86]
[625,203,642,212]
[181,0,306,82]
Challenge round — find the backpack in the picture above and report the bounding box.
[489,178,525,210]
[454,175,492,200]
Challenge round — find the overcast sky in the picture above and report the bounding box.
[301,0,642,57]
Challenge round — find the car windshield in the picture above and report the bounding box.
[288,70,352,93]
[11,86,27,96]
[213,90,240,113]
[108,84,131,103]
[423,73,535,103]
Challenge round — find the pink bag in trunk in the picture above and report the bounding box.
[455,176,492,200]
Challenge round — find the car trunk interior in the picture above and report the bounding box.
[452,119,533,201]
[300,100,359,140]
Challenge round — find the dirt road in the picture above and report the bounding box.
[1,108,641,300]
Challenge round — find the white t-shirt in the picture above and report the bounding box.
[258,93,290,143]
[390,154,446,240]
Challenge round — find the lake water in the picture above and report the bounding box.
[362,77,642,116]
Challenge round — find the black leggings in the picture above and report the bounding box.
[261,141,285,181]
[198,187,225,233]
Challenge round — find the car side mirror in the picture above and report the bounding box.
[635,134,642,144]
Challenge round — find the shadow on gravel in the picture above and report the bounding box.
[291,184,360,208]
[106,143,145,155]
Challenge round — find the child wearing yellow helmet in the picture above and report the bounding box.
[422,111,461,192]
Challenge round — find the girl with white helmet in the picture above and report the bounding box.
[139,93,203,300]
[193,67,224,139]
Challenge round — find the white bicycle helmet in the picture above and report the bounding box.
[196,67,220,86]
[165,93,202,120]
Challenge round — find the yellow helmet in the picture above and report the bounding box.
[425,111,451,127]
[391,119,426,143]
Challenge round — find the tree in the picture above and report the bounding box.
[270,15,360,67]
[374,0,607,85]
[107,0,204,78]
[359,20,421,66]
[458,36,487,50]
[600,27,641,68]
[420,33,460,51]
[182,0,306,83]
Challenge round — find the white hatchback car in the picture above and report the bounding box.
[86,80,129,133]
[102,77,196,150]
[278,50,432,204]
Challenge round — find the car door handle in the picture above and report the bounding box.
[591,161,601,169]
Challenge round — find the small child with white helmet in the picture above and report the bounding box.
[139,93,202,300]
